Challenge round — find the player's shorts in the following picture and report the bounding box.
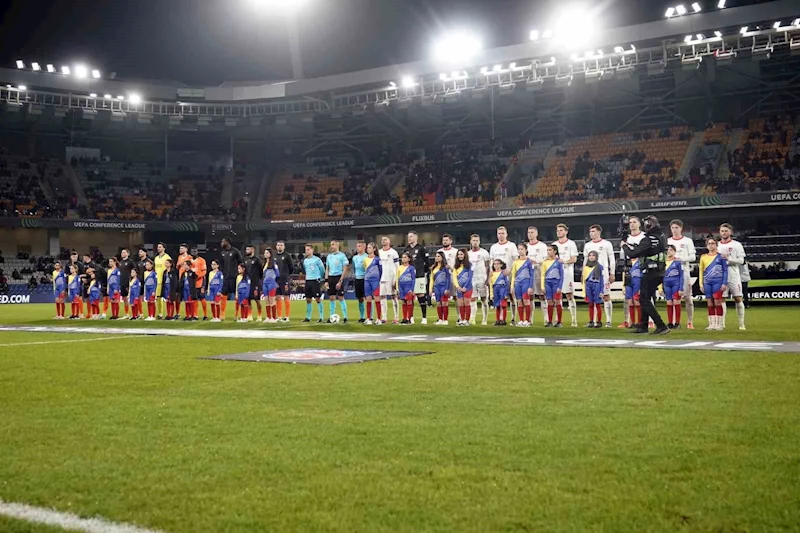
[433,287,449,303]
[514,281,532,301]
[109,289,121,302]
[399,283,415,301]
[304,280,322,299]
[584,281,603,304]
[54,290,66,302]
[182,289,193,302]
[379,280,395,297]
[206,290,219,302]
[222,277,237,296]
[262,285,278,298]
[493,288,508,308]
[101,286,108,297]
[681,267,693,299]
[545,279,562,301]
[250,283,261,300]
[663,280,681,301]
[625,278,642,301]
[472,277,488,299]
[120,284,129,298]
[275,277,290,297]
[705,281,724,300]
[327,275,344,297]
[237,294,249,306]
[364,279,380,298]
[145,291,156,303]
[354,279,366,299]
[88,297,100,305]
[457,289,473,300]
[413,277,427,295]
[724,278,743,298]
[561,270,574,293]
[600,272,611,296]
[532,268,544,296]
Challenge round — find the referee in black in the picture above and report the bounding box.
[273,240,295,323]
[404,231,431,324]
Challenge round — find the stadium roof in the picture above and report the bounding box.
[2,0,799,104]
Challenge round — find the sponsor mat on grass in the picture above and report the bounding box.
[202,348,432,365]
[0,325,798,353]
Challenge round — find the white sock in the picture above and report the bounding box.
[736,300,745,327]
[392,298,399,321]
[568,299,577,323]
[481,298,488,322]
[381,299,387,321]
[540,299,548,325]
[604,300,613,324]
[471,300,478,322]
[721,302,727,328]
[622,299,630,323]
[686,299,695,323]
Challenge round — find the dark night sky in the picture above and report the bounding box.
[0,0,777,86]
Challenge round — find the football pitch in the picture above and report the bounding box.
[1,304,799,532]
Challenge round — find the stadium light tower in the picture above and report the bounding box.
[551,5,600,49]
[432,30,482,65]
[246,0,311,80]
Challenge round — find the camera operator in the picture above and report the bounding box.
[621,215,669,335]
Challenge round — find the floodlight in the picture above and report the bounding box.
[18,85,26,91]
[740,26,748,34]
[691,3,701,13]
[794,18,800,26]
[16,60,24,69]
[432,31,482,64]
[480,66,488,74]
[631,44,636,51]
[117,95,125,100]
[74,65,88,79]
[597,49,603,56]
[61,66,71,75]
[614,46,624,53]
[492,64,502,71]
[388,81,397,88]
[530,30,540,41]
[696,34,705,40]
[92,70,101,79]
[551,5,598,49]
[400,76,415,88]
[89,93,97,98]
[773,21,782,29]
[718,0,726,7]
[128,93,141,104]
[584,50,593,58]
[247,0,311,15]
[104,94,112,99]
[684,35,693,43]
[675,5,687,15]
[46,64,55,73]
[714,31,722,37]
[570,53,578,60]
[31,62,40,71]
[665,7,676,17]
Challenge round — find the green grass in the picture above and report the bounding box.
[1,305,799,532]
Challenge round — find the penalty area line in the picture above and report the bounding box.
[0,498,165,533]
[0,336,131,348]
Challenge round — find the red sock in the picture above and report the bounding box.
[557,303,563,323]
[629,305,636,324]
[367,301,373,319]
[444,305,449,321]
[667,303,674,324]
[272,305,277,319]
[548,303,553,322]
[595,304,603,323]
[495,307,501,321]
[201,299,208,318]
[266,305,272,319]
[124,301,130,315]
[148,302,155,318]
[465,303,471,322]
[519,306,525,321]
[589,303,595,322]
[376,301,383,321]
[103,296,109,314]
[501,306,507,322]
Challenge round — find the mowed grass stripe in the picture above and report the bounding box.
[1,333,799,532]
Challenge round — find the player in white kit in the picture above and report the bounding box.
[717,223,747,330]
[467,234,491,325]
[526,226,549,326]
[437,234,458,270]
[582,224,616,328]
[553,224,579,327]
[619,216,646,328]
[667,219,697,329]
[378,236,400,324]
[490,226,519,323]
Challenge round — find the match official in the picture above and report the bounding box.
[622,215,669,335]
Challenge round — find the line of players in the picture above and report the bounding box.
[48,221,748,330]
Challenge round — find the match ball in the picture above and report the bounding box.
[329,314,341,324]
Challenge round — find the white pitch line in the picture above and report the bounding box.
[0,498,166,533]
[0,336,130,348]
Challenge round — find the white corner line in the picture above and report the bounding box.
[0,498,166,533]
[0,336,131,348]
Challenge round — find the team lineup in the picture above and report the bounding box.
[47,220,749,332]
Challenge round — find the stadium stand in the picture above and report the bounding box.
[519,127,694,205]
[0,154,68,218]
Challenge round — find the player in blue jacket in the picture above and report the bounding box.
[661,245,684,329]
[88,270,101,319]
[236,263,252,323]
[128,270,142,320]
[429,251,452,325]
[106,258,122,319]
[490,259,509,326]
[397,252,416,325]
[206,260,224,322]
[261,249,280,323]
[52,261,67,319]
[542,245,564,327]
[143,259,158,321]
[700,237,729,331]
[452,249,474,326]
[363,242,383,324]
[582,250,605,328]
[67,264,83,319]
